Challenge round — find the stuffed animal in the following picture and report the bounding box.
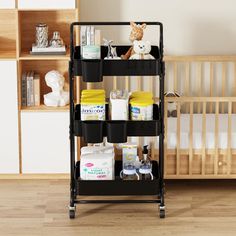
[121,22,146,60]
[164,92,180,117]
[129,40,154,59]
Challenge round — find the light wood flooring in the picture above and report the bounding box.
[0,179,236,236]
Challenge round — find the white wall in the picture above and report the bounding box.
[80,0,236,55]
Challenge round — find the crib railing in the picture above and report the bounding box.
[164,56,236,113]
[159,96,236,179]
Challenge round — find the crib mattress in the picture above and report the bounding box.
[166,114,236,149]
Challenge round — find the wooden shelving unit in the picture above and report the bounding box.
[0,0,79,175]
[17,5,79,111]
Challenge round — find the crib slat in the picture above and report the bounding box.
[189,102,193,175]
[185,62,190,113]
[202,102,206,175]
[227,102,232,175]
[176,101,181,176]
[113,76,117,90]
[214,102,219,175]
[125,76,129,91]
[149,76,153,95]
[165,63,168,92]
[185,62,190,96]
[174,62,177,92]
[197,62,202,113]
[138,76,142,92]
[210,62,214,113]
[221,62,226,113]
[87,82,94,90]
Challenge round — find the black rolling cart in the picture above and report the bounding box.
[68,22,165,219]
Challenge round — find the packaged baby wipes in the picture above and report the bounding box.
[80,153,114,180]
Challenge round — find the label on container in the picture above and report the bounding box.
[131,105,153,120]
[82,45,101,59]
[81,166,112,180]
[81,104,105,120]
[122,145,137,168]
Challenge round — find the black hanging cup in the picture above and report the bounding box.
[81,60,103,82]
[107,121,127,143]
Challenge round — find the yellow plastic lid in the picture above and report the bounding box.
[81,95,106,100]
[81,100,106,105]
[130,91,153,99]
[81,89,105,95]
[130,98,154,107]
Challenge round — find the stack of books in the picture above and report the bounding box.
[21,71,40,107]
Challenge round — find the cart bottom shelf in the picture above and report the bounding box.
[75,160,160,196]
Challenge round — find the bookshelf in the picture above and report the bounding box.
[0,0,80,174]
[19,60,70,111]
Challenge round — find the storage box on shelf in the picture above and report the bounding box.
[18,9,77,59]
[19,60,70,111]
[0,9,17,59]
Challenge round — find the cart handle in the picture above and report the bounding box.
[70,21,164,61]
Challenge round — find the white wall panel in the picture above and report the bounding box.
[21,112,70,173]
[0,60,19,173]
[0,0,15,9]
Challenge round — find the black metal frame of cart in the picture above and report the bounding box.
[69,22,165,219]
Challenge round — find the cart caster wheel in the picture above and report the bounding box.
[69,210,75,219]
[160,209,165,219]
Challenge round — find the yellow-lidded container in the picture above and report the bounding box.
[130,98,153,120]
[80,90,106,121]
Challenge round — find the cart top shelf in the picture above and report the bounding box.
[70,21,164,78]
[72,45,162,77]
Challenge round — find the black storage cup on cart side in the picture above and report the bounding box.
[81,59,103,82]
[107,121,127,143]
[82,121,103,143]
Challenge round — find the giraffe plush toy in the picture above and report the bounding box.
[121,22,146,60]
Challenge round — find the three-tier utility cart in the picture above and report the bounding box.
[68,22,165,219]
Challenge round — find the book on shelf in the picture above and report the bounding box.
[22,71,40,107]
[33,74,40,106]
[27,71,35,106]
[21,72,27,107]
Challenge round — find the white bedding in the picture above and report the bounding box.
[130,114,236,149]
[166,114,236,149]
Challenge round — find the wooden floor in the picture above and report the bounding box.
[0,180,236,236]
